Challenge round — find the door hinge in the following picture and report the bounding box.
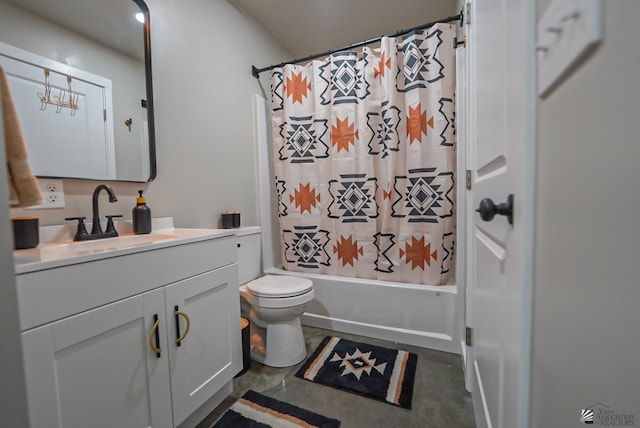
[454,35,467,49]
[103,109,107,121]
[465,2,471,25]
[465,327,473,346]
[465,170,472,190]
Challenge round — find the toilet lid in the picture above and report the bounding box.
[247,275,313,298]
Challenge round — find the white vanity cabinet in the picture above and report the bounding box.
[22,288,174,428]
[15,233,241,428]
[165,265,241,425]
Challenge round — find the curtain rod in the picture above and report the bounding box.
[251,11,463,79]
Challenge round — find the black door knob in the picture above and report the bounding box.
[475,194,514,225]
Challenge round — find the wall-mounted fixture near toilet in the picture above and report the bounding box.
[236,227,315,368]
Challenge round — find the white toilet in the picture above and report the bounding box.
[236,227,314,368]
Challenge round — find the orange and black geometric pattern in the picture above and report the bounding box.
[271,24,457,285]
[328,174,378,223]
[278,115,329,163]
[283,226,331,269]
[366,101,402,158]
[397,28,446,93]
[391,167,454,223]
[319,52,368,105]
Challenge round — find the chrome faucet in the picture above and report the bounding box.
[66,184,122,241]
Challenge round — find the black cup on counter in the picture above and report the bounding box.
[221,212,240,229]
[12,216,39,249]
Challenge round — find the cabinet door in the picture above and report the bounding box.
[21,289,173,428]
[165,265,242,426]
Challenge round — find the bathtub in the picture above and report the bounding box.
[264,267,463,354]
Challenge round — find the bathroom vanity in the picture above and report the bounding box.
[13,219,241,428]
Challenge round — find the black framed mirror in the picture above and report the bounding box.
[0,0,157,182]
[133,0,157,182]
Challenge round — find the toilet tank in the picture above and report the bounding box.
[236,227,262,285]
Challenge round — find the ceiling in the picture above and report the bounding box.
[228,0,458,60]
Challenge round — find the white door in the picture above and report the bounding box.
[465,1,534,427]
[21,289,173,428]
[0,51,116,180]
[165,265,242,426]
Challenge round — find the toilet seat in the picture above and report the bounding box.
[247,275,313,298]
[240,275,314,309]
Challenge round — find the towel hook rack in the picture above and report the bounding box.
[38,68,80,114]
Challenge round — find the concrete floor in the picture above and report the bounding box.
[197,325,476,428]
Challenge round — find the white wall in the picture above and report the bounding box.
[531,1,640,426]
[142,0,289,228]
[9,0,290,228]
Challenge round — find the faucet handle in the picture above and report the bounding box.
[105,215,123,235]
[65,217,89,241]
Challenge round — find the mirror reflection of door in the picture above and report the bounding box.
[0,0,154,182]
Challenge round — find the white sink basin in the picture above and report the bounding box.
[39,233,179,260]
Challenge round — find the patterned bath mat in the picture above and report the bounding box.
[211,389,341,428]
[295,336,418,409]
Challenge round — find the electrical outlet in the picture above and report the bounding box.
[26,178,66,209]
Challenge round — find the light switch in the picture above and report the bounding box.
[537,0,602,97]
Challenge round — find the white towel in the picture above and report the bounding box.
[1,65,43,207]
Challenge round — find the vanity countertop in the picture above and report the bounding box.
[13,218,235,274]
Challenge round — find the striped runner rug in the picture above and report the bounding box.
[295,336,418,409]
[211,390,341,428]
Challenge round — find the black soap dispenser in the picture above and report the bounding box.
[132,190,151,234]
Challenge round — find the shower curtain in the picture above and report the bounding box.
[270,23,456,286]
